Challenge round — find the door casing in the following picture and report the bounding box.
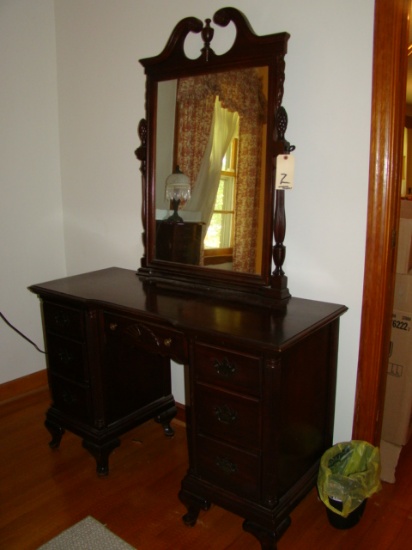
[352,0,410,444]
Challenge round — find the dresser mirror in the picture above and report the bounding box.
[136,7,293,300]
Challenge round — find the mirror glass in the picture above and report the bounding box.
[155,66,269,275]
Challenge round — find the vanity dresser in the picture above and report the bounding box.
[30,8,347,549]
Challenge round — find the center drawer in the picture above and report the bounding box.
[104,312,187,363]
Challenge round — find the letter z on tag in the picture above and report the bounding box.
[275,154,295,190]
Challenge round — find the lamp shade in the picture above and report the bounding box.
[165,166,191,202]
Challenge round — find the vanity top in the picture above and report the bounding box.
[30,267,347,352]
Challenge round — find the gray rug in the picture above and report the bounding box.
[37,516,136,549]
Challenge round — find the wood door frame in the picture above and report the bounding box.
[352,0,410,444]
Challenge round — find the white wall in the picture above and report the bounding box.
[0,0,66,384]
[1,0,375,443]
[54,0,144,273]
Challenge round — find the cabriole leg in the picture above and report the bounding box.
[154,405,177,437]
[45,419,65,449]
[178,490,211,527]
[82,438,121,476]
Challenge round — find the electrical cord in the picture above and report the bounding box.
[1,311,46,354]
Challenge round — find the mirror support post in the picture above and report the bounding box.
[271,188,290,298]
[135,118,148,269]
[270,107,293,299]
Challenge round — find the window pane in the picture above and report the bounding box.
[221,176,234,210]
[204,213,222,249]
[220,213,233,247]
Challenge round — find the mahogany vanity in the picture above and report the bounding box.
[30,9,347,549]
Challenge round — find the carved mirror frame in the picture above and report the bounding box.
[136,7,293,302]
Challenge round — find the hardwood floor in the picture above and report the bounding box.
[1,388,412,550]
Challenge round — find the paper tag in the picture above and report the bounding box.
[275,154,295,190]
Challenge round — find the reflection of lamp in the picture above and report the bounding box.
[165,165,191,222]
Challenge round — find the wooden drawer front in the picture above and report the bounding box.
[43,302,84,341]
[196,435,260,500]
[194,343,260,397]
[49,374,91,423]
[104,313,186,363]
[46,335,87,383]
[196,385,260,450]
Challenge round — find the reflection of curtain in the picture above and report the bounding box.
[176,69,266,273]
[190,97,239,229]
[176,77,214,187]
[232,105,264,273]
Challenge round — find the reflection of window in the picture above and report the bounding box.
[204,139,238,265]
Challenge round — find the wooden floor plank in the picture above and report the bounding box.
[1,388,412,549]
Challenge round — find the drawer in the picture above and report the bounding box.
[194,342,261,397]
[48,374,92,424]
[46,334,87,383]
[196,385,260,449]
[43,302,85,341]
[104,313,186,362]
[196,434,260,500]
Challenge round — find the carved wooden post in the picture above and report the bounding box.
[270,106,293,299]
[135,118,147,268]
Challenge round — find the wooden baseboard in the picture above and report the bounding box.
[0,370,48,404]
[175,402,186,424]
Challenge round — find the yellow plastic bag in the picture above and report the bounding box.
[317,440,381,517]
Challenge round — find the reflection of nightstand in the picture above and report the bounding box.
[156,221,204,264]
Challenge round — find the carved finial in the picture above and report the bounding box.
[275,107,295,154]
[201,19,214,61]
[276,107,288,141]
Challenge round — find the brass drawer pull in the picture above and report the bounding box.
[214,357,236,378]
[215,455,237,475]
[214,405,238,425]
[53,312,70,328]
[109,323,118,331]
[61,388,78,405]
[57,349,73,365]
[163,338,172,347]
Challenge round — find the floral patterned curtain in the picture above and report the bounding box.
[176,76,215,187]
[176,69,267,273]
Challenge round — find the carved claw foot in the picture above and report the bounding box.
[82,438,121,476]
[162,422,175,437]
[45,419,65,449]
[182,506,201,527]
[179,490,211,527]
[155,405,177,437]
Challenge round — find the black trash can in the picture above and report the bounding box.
[317,440,381,529]
[326,495,367,529]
